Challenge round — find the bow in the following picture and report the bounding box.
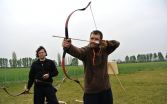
[1,86,32,97]
[61,2,92,91]
[108,64,126,93]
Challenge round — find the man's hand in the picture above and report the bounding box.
[24,84,30,93]
[43,73,49,79]
[24,85,30,94]
[24,89,29,93]
[100,40,108,47]
[62,38,71,48]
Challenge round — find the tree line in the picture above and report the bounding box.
[1,51,166,68]
[125,52,167,63]
[0,52,78,68]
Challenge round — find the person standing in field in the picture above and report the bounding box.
[62,30,120,104]
[25,46,59,104]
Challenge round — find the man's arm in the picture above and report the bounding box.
[62,39,87,60]
[27,64,35,90]
[67,45,88,60]
[49,60,58,77]
[101,40,120,55]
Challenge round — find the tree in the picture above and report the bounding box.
[68,56,73,65]
[137,54,146,62]
[57,53,61,66]
[146,54,150,62]
[153,53,158,61]
[22,58,27,67]
[0,58,8,68]
[130,55,136,63]
[12,52,17,68]
[4,58,8,67]
[140,54,146,62]
[125,56,129,63]
[166,53,167,61]
[0,58,2,67]
[9,59,13,67]
[17,59,22,67]
[158,52,165,61]
[137,54,142,62]
[149,53,153,61]
[71,58,78,66]
[27,57,33,67]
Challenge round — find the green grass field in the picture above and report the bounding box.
[0,62,167,104]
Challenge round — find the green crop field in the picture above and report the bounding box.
[0,62,167,104]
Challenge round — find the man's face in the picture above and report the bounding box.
[38,49,46,60]
[89,34,101,48]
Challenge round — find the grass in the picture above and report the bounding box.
[0,62,167,104]
[0,66,84,83]
[118,61,167,74]
[111,68,167,104]
[0,68,29,83]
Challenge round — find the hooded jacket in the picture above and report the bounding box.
[67,40,120,93]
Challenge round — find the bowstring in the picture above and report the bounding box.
[89,2,126,95]
[71,2,97,89]
[89,4,97,30]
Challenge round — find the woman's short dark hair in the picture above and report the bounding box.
[90,30,103,40]
[36,46,47,57]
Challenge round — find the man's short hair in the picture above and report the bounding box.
[36,46,47,57]
[90,30,103,40]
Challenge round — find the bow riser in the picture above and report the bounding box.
[62,2,92,91]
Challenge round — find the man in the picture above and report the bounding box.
[62,30,120,104]
[25,46,59,104]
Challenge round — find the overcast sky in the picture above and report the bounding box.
[0,0,167,61]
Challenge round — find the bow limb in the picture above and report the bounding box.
[1,86,32,97]
[65,1,91,39]
[61,2,91,91]
[108,64,126,93]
